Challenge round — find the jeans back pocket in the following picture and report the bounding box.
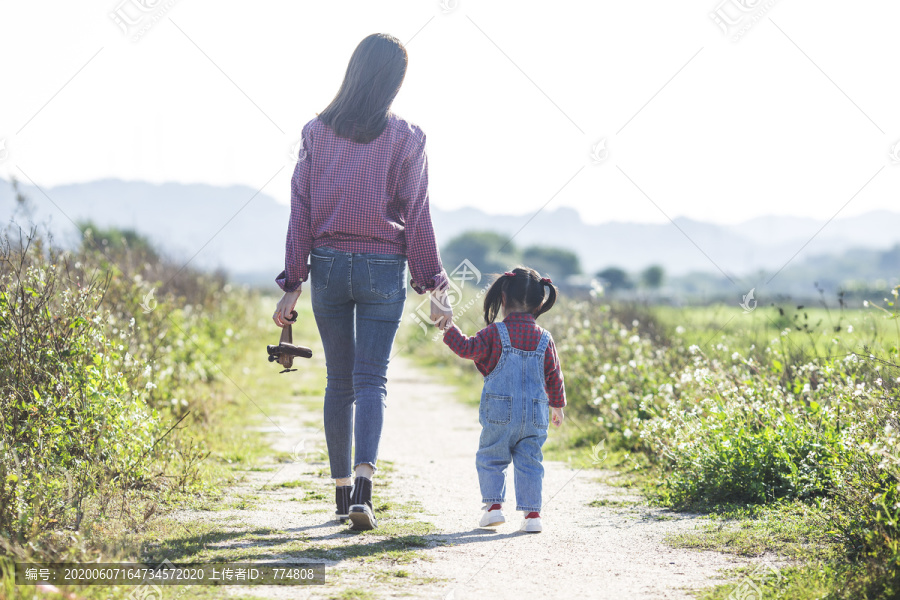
[311,253,334,291]
[482,394,512,425]
[367,258,402,298]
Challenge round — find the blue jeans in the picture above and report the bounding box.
[309,245,408,479]
[476,322,551,512]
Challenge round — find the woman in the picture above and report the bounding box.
[273,33,452,531]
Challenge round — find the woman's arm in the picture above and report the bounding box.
[276,125,314,294]
[398,132,449,294]
[274,126,313,327]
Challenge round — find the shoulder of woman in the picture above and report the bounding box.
[304,116,323,135]
[389,114,426,146]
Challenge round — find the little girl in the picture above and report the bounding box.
[442,267,566,533]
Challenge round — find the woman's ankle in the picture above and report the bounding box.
[335,477,352,487]
[354,463,374,480]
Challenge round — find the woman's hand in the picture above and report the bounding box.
[430,288,453,330]
[551,407,565,427]
[274,289,302,327]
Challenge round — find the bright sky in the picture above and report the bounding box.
[1,0,898,226]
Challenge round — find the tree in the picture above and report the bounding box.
[596,267,632,291]
[522,246,581,280]
[441,231,518,275]
[640,265,664,289]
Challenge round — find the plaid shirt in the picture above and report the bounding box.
[443,312,566,408]
[276,114,449,294]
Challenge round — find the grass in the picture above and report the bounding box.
[329,590,377,600]
[667,501,835,561]
[587,498,639,509]
[654,303,900,357]
[397,290,900,599]
[0,292,325,599]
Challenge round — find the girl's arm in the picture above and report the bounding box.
[442,324,495,362]
[544,337,567,408]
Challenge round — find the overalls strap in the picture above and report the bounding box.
[535,329,551,356]
[495,321,512,349]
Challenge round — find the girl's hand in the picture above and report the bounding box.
[430,288,454,330]
[274,289,302,327]
[551,407,565,427]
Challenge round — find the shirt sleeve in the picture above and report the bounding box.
[443,324,494,363]
[276,124,314,293]
[398,132,449,294]
[544,337,567,408]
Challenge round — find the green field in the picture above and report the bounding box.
[400,287,900,599]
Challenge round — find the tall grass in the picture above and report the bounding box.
[543,295,900,597]
[398,279,900,597]
[0,220,256,562]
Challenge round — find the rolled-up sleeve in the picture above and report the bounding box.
[276,125,313,293]
[398,133,448,294]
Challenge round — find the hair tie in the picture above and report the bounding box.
[540,277,552,285]
[503,271,516,278]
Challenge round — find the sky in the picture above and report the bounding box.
[1,0,898,226]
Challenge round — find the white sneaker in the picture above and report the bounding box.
[479,503,505,527]
[520,516,542,533]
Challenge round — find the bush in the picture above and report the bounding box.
[0,222,252,548]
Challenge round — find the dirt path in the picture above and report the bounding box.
[168,355,758,599]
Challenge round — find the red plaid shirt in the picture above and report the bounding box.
[276,114,449,294]
[443,312,566,408]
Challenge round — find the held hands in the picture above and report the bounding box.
[273,289,302,327]
[551,407,565,427]
[430,288,454,330]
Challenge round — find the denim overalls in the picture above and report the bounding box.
[476,322,551,513]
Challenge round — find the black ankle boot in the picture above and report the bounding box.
[348,476,376,530]
[335,486,352,523]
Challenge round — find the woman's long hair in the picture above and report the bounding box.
[318,33,408,144]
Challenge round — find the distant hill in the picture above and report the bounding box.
[2,178,899,292]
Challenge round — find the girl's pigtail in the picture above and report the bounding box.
[534,278,558,318]
[482,276,507,324]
